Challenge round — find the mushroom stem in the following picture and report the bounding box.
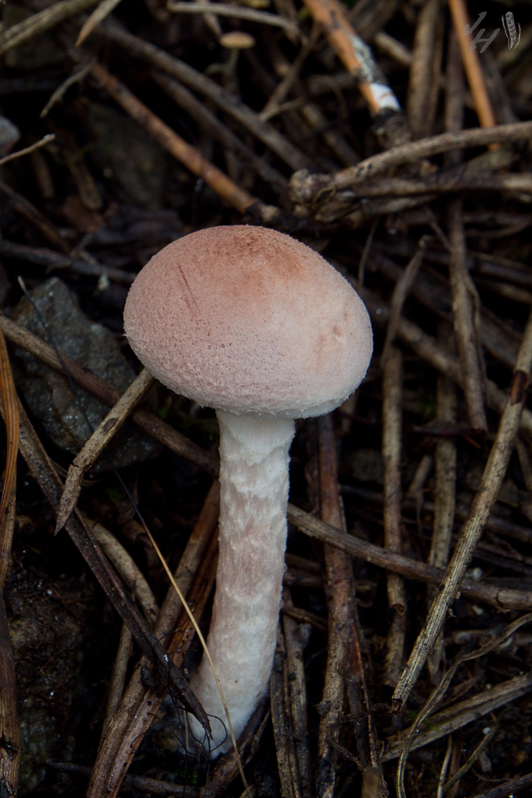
[189,410,295,753]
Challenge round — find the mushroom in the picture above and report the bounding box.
[123,225,373,754]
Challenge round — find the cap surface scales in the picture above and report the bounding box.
[124,225,373,418]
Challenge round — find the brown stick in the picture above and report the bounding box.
[427,323,457,681]
[316,415,356,798]
[382,346,406,686]
[407,0,440,139]
[300,0,402,119]
[447,0,497,129]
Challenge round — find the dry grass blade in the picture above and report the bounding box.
[40,61,94,118]
[55,368,154,532]
[0,134,55,168]
[470,771,532,798]
[76,0,124,45]
[167,2,300,36]
[88,520,159,624]
[0,0,100,56]
[393,306,532,709]
[380,236,427,365]
[140,526,249,787]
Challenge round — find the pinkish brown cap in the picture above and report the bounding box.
[124,225,372,418]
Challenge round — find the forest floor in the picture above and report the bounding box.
[1,0,532,796]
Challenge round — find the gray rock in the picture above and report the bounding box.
[0,115,20,158]
[12,277,160,471]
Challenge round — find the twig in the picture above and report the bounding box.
[316,171,532,198]
[0,181,71,253]
[101,623,133,737]
[315,415,356,798]
[167,1,300,36]
[0,239,134,284]
[260,24,319,121]
[406,0,440,139]
[382,346,406,685]
[270,631,298,798]
[447,198,487,433]
[392,305,532,709]
[381,236,427,364]
[427,323,457,682]
[0,0,100,56]
[48,762,198,796]
[55,369,154,532]
[0,313,218,475]
[289,120,532,203]
[0,133,55,167]
[281,593,312,796]
[443,726,497,794]
[287,503,532,611]
[394,612,532,797]
[300,0,403,123]
[40,62,93,118]
[361,285,532,438]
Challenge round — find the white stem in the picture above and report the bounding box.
[189,410,295,753]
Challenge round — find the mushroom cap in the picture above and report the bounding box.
[124,225,373,418]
